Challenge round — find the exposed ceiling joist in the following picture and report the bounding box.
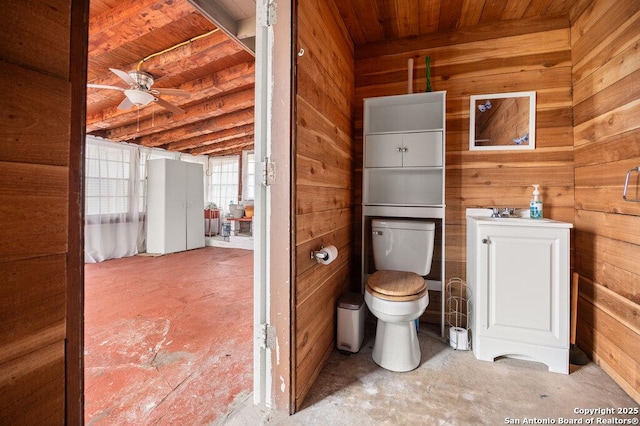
[132,107,254,148]
[98,88,254,141]
[190,134,255,156]
[86,61,254,132]
[86,0,256,158]
[165,123,255,151]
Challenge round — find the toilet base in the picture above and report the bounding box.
[372,319,421,372]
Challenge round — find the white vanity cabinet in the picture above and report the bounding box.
[466,213,572,374]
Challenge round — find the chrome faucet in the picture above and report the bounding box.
[491,207,516,218]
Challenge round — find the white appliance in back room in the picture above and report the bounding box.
[146,158,205,254]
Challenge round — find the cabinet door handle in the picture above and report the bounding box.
[402,147,408,152]
[482,238,489,244]
[396,147,402,152]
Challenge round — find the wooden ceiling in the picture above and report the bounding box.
[86,0,581,157]
[336,0,581,47]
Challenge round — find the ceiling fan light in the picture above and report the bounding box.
[124,89,155,106]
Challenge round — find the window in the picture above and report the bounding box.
[242,150,255,201]
[207,155,239,214]
[85,139,139,221]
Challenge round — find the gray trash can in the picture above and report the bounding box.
[337,292,365,353]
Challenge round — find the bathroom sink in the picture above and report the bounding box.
[479,216,552,222]
[467,215,571,228]
[465,208,571,228]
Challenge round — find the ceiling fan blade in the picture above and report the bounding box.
[155,96,185,115]
[117,96,135,110]
[154,88,191,97]
[109,68,137,86]
[87,84,126,91]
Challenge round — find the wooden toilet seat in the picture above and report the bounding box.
[366,270,427,302]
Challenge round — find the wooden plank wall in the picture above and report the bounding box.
[294,0,355,411]
[571,0,640,402]
[0,0,85,422]
[353,16,574,324]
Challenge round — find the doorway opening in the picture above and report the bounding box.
[82,0,260,423]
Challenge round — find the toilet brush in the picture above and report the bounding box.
[570,272,590,366]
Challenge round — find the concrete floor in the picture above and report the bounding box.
[84,246,638,425]
[84,247,254,425]
[220,321,639,425]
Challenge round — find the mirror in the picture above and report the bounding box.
[469,91,536,151]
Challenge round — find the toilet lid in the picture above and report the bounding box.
[366,270,427,301]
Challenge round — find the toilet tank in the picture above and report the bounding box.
[371,219,435,276]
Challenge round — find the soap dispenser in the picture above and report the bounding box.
[530,184,543,219]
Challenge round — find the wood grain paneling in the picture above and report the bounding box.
[294,0,355,411]
[353,15,574,325]
[577,298,640,401]
[0,61,71,167]
[0,342,65,422]
[0,0,82,421]
[575,232,640,304]
[0,0,70,79]
[0,256,66,365]
[0,162,69,262]
[572,0,640,403]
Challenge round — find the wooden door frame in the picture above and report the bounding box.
[67,0,90,423]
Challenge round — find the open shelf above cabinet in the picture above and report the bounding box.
[364,91,446,134]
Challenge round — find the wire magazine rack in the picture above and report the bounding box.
[446,277,471,350]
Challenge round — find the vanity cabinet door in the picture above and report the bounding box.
[478,225,569,349]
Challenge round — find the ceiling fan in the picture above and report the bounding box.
[87,68,190,115]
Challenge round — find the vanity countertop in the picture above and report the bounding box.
[466,208,573,228]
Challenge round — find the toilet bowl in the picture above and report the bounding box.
[364,219,435,372]
[365,270,429,371]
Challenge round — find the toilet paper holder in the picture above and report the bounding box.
[311,246,330,262]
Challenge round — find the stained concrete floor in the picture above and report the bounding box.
[84,246,638,425]
[84,247,253,425]
[220,321,639,425]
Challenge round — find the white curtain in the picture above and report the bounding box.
[84,137,141,263]
[85,138,244,262]
[207,155,240,215]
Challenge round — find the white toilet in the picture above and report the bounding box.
[364,219,435,372]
